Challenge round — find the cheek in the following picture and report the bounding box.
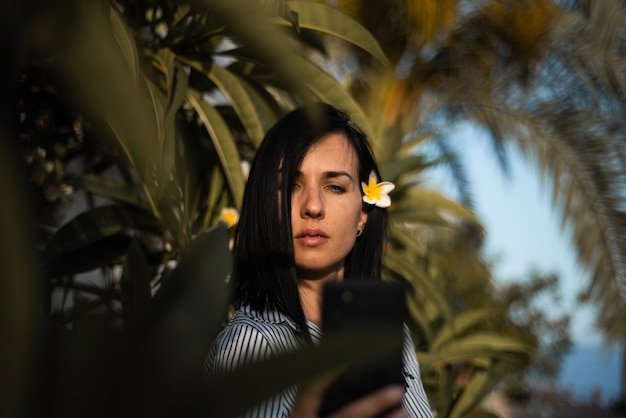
[344,200,366,228]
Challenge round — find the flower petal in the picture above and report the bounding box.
[375,194,391,208]
[363,194,377,205]
[378,182,395,194]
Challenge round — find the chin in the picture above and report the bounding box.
[296,264,344,281]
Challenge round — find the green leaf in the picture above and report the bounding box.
[163,53,189,147]
[120,238,152,330]
[67,5,162,215]
[379,155,427,183]
[291,54,375,143]
[448,360,509,418]
[392,188,483,229]
[0,135,40,418]
[109,6,140,81]
[48,235,133,277]
[202,165,227,231]
[172,3,192,29]
[206,63,268,146]
[435,363,456,415]
[389,224,427,257]
[186,88,245,208]
[147,225,233,379]
[390,210,449,227]
[142,76,167,151]
[384,251,454,327]
[44,206,162,263]
[72,174,150,210]
[430,308,494,351]
[286,0,390,68]
[154,52,194,243]
[259,0,292,21]
[191,0,311,101]
[146,48,189,201]
[205,329,405,417]
[396,133,432,157]
[431,333,531,364]
[404,295,434,342]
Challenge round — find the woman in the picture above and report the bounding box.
[205,103,432,418]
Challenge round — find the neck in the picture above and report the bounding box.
[297,273,341,327]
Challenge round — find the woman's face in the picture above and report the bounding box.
[291,132,368,281]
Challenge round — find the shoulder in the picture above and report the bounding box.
[402,325,420,368]
[204,306,302,375]
[402,325,434,418]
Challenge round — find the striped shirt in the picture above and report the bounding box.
[204,305,433,418]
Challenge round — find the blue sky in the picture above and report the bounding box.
[424,123,600,344]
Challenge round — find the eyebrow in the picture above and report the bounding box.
[295,170,354,181]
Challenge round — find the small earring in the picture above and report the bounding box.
[356,229,363,237]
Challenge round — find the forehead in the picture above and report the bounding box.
[300,133,359,173]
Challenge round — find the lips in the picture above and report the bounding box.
[295,227,329,247]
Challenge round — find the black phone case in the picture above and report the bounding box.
[318,280,406,417]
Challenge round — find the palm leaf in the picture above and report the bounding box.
[291,54,375,143]
[392,188,482,229]
[191,0,311,100]
[286,0,390,67]
[384,251,454,327]
[448,359,509,418]
[396,132,432,157]
[389,224,427,256]
[429,333,530,365]
[404,295,435,343]
[379,155,427,183]
[430,308,494,351]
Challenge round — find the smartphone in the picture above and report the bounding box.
[318,280,406,417]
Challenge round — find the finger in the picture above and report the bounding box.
[329,385,406,418]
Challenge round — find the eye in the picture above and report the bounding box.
[327,184,346,193]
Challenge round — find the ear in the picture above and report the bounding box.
[358,205,368,231]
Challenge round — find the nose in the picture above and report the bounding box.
[300,187,324,218]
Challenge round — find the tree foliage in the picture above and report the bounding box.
[1,0,588,417]
[331,0,626,346]
[4,1,403,416]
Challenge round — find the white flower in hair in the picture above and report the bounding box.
[361,170,395,208]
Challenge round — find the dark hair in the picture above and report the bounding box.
[233,103,389,341]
